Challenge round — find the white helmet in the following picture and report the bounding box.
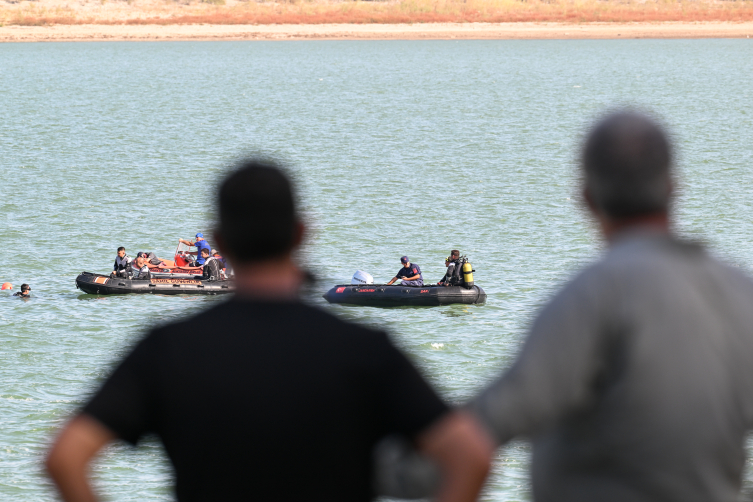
[351,270,374,285]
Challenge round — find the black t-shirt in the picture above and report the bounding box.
[83,299,448,502]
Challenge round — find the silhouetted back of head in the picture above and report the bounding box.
[583,112,672,219]
[217,159,298,263]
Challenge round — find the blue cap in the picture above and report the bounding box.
[195,232,203,238]
[400,256,409,264]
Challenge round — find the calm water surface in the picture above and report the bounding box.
[1,39,753,500]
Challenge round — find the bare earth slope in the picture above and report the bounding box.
[1,21,753,41]
[1,0,753,41]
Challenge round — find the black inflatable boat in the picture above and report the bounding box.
[75,271,234,295]
[323,284,486,307]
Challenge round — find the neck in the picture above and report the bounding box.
[231,254,302,301]
[598,212,670,242]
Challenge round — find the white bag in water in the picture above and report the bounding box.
[351,270,374,285]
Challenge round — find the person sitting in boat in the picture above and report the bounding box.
[211,249,227,269]
[212,249,229,279]
[386,256,424,287]
[200,249,222,282]
[13,284,31,298]
[111,247,132,277]
[178,233,212,266]
[438,250,463,286]
[129,254,151,280]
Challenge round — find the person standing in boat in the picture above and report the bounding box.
[438,250,462,286]
[111,247,132,277]
[179,233,212,267]
[386,256,424,287]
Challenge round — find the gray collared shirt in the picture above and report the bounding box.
[472,230,753,501]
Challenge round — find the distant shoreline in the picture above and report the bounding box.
[2,22,753,42]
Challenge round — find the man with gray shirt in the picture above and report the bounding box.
[470,111,753,501]
[380,111,753,502]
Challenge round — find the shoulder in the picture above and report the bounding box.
[558,236,753,304]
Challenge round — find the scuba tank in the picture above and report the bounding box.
[462,260,475,288]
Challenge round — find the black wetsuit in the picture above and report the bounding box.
[440,259,463,286]
[114,255,132,276]
[202,257,221,281]
[130,262,150,280]
[13,292,30,298]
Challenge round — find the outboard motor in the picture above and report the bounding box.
[351,270,374,285]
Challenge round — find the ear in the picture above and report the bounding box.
[292,221,305,250]
[583,186,598,214]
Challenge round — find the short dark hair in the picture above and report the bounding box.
[217,158,298,263]
[201,248,211,256]
[117,247,125,252]
[21,284,29,291]
[451,250,460,257]
[583,111,672,219]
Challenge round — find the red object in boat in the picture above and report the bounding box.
[174,241,193,267]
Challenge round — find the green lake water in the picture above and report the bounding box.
[1,39,753,500]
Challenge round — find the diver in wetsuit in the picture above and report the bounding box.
[199,248,221,281]
[129,254,151,280]
[112,247,132,277]
[438,249,463,286]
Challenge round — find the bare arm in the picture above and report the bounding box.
[386,277,398,285]
[417,411,494,502]
[46,414,117,502]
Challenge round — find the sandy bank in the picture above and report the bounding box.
[2,21,753,42]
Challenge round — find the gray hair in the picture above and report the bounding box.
[583,111,672,219]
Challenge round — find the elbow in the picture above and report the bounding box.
[45,444,67,481]
[451,414,494,477]
[465,438,493,479]
[419,411,496,498]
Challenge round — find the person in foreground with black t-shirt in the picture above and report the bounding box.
[46,159,494,502]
